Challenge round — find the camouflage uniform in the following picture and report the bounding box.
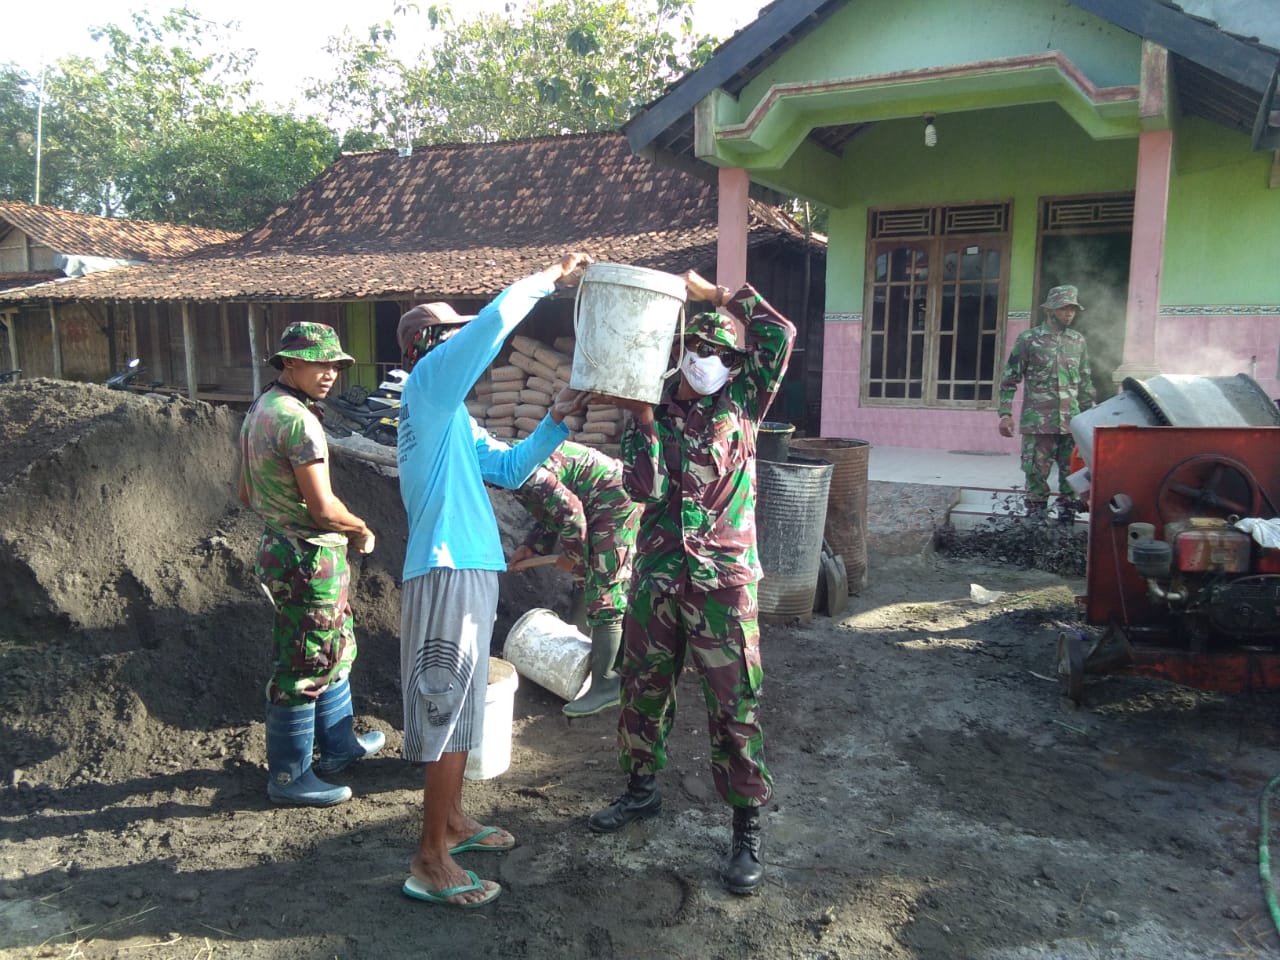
[617,284,795,808]
[997,310,1095,506]
[513,441,640,628]
[241,378,356,706]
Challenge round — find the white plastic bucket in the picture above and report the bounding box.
[570,263,687,403]
[504,608,592,701]
[464,657,519,781]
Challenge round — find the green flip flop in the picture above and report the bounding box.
[402,870,502,908]
[449,825,516,854]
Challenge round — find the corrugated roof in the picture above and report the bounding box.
[0,133,821,305]
[0,202,240,262]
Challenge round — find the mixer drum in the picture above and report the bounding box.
[1207,575,1280,637]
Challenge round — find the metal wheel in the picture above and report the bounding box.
[1155,454,1259,524]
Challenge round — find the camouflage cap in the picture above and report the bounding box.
[686,311,747,354]
[1041,285,1084,311]
[268,322,355,370]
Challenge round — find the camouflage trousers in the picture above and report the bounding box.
[580,531,638,629]
[1020,433,1076,506]
[617,580,773,807]
[256,528,356,706]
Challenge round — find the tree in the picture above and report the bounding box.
[308,0,719,147]
[124,109,339,231]
[0,7,339,230]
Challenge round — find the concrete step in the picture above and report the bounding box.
[948,487,1089,530]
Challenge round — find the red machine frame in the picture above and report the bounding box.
[1071,425,1280,697]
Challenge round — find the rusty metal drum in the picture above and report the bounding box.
[789,437,870,594]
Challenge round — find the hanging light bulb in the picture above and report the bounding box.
[924,114,938,148]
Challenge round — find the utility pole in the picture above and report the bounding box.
[34,63,46,205]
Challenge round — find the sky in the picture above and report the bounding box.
[3,0,767,110]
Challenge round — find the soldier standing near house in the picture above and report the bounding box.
[239,322,384,807]
[509,440,640,717]
[997,284,1096,520]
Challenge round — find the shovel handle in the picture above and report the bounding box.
[509,553,563,573]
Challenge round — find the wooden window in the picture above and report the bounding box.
[864,203,1010,408]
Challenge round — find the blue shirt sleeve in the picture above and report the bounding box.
[476,414,571,489]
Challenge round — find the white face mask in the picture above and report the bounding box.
[681,350,732,395]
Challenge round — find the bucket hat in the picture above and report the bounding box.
[397,302,477,355]
[686,311,747,355]
[269,322,354,370]
[1041,285,1084,311]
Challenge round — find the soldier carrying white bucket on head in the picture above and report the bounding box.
[588,269,796,897]
[393,253,593,910]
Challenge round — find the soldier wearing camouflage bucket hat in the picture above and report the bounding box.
[588,270,795,898]
[239,321,383,808]
[997,284,1096,521]
[268,321,356,370]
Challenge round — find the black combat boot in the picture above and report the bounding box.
[719,806,763,895]
[588,774,661,833]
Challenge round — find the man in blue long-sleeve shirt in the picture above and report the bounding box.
[395,252,592,909]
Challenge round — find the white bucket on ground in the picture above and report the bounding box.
[570,263,687,404]
[464,657,519,781]
[504,608,592,701]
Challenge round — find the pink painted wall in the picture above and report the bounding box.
[818,311,1280,449]
[819,316,1031,453]
[1152,313,1280,400]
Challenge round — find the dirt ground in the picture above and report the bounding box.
[1,378,1278,959]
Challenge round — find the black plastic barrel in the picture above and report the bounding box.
[757,421,796,463]
[756,454,833,624]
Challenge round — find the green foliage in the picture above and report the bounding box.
[0,0,731,231]
[308,0,719,147]
[123,109,339,231]
[0,8,337,231]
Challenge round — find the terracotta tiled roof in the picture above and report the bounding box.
[0,202,239,262]
[0,133,821,305]
[0,271,61,291]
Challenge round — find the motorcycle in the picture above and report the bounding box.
[324,369,406,447]
[106,358,164,392]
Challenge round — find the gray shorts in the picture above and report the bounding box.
[399,568,499,763]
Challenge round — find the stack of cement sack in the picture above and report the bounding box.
[465,334,624,454]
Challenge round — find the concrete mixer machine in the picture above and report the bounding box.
[1058,373,1280,704]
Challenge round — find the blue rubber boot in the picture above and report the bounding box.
[265,701,352,807]
[314,677,385,776]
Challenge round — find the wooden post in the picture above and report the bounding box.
[181,302,199,401]
[220,302,232,364]
[149,304,163,381]
[49,301,62,379]
[3,310,17,372]
[127,302,138,357]
[248,303,263,396]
